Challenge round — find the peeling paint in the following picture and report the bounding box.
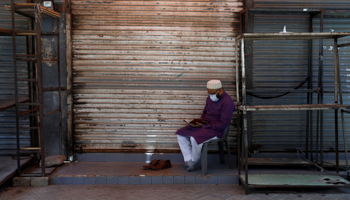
[42,38,53,67]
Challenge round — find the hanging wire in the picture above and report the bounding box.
[247,76,310,99]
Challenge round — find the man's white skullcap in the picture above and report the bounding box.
[207,80,222,89]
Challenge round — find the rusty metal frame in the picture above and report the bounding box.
[236,32,350,194]
[6,0,61,177]
[10,0,21,175]
[66,0,73,159]
[337,40,350,178]
[236,9,350,194]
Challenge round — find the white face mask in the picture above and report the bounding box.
[210,94,219,102]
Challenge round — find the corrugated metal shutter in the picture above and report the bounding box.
[71,0,243,151]
[0,0,30,155]
[250,12,350,152]
[312,16,350,152]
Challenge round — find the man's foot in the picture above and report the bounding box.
[186,162,201,172]
[185,160,194,167]
[186,165,195,172]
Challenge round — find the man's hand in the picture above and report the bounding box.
[190,122,202,128]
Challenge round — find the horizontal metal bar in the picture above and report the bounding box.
[19,107,39,115]
[18,102,39,105]
[43,87,66,91]
[19,127,39,129]
[16,33,37,36]
[245,158,350,167]
[338,42,350,48]
[17,79,38,82]
[15,54,38,57]
[21,147,41,150]
[242,8,322,14]
[342,110,350,114]
[20,113,40,116]
[246,90,350,94]
[0,99,30,112]
[43,58,59,61]
[246,89,314,93]
[243,9,321,15]
[0,27,12,35]
[15,58,37,62]
[14,30,37,34]
[44,109,61,116]
[241,32,350,40]
[324,90,350,94]
[42,33,59,35]
[239,103,350,112]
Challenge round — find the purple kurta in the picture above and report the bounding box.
[176,91,235,144]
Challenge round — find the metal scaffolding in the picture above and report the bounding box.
[0,1,61,177]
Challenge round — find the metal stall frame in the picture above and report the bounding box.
[239,8,324,163]
[235,32,350,194]
[322,9,350,179]
[0,1,62,177]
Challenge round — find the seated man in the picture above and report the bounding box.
[176,80,235,172]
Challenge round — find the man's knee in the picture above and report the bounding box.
[177,135,190,144]
[190,136,197,145]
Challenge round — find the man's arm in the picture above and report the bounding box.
[200,99,208,119]
[189,99,208,128]
[202,101,235,130]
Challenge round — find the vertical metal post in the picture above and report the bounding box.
[245,11,253,152]
[316,10,324,166]
[334,47,349,175]
[66,4,74,159]
[11,0,21,174]
[27,19,35,148]
[335,109,339,174]
[241,38,249,188]
[236,40,240,110]
[235,39,241,176]
[241,38,246,121]
[334,38,339,174]
[36,13,46,177]
[319,10,324,167]
[243,109,248,190]
[336,40,349,175]
[240,11,243,35]
[316,110,319,163]
[57,16,62,155]
[237,109,241,176]
[334,38,339,104]
[306,13,314,159]
[244,11,248,33]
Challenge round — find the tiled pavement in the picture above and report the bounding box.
[1,184,350,200]
[2,153,350,199]
[48,161,345,186]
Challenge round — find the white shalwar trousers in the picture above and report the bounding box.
[177,135,218,164]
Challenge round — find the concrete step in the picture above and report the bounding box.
[49,161,238,185]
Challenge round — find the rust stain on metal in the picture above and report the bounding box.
[42,38,54,67]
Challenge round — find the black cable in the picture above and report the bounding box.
[247,76,310,99]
